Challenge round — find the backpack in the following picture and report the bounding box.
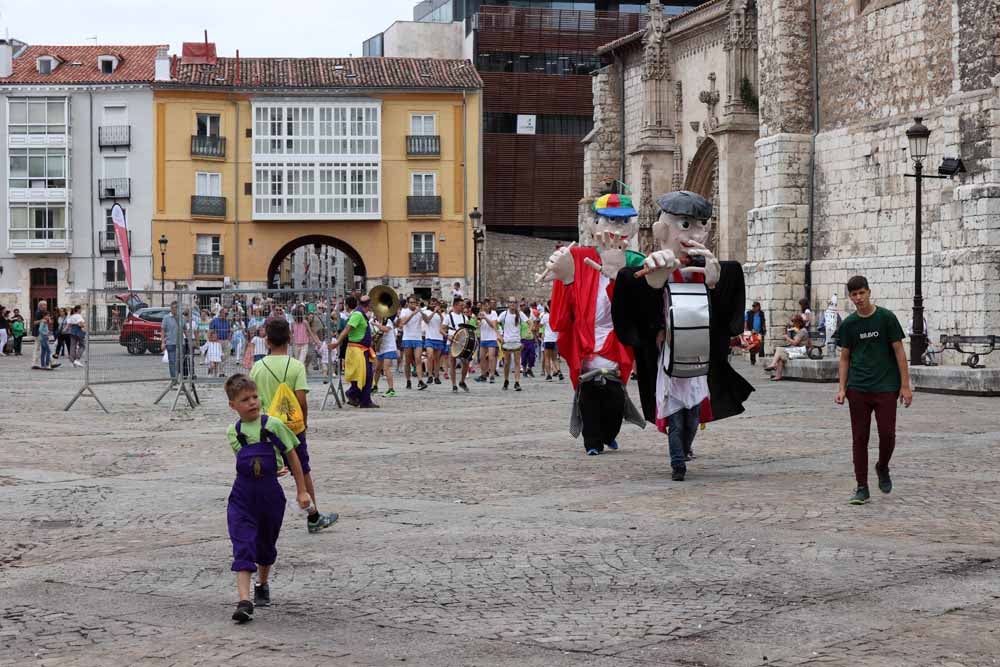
[262,357,305,435]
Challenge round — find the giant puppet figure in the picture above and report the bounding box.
[543,193,646,456]
[612,191,753,480]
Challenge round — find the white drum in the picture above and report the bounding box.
[665,282,711,378]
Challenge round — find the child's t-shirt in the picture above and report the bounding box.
[250,355,310,410]
[39,321,50,338]
[226,416,299,469]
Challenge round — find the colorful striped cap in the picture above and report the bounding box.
[592,193,637,219]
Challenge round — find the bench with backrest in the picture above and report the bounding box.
[938,335,998,368]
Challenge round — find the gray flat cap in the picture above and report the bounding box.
[656,190,712,220]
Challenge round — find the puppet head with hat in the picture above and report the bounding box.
[651,190,713,261]
[585,191,639,278]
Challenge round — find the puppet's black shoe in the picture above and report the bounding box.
[606,440,619,451]
[671,469,686,482]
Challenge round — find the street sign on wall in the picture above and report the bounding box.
[516,114,536,135]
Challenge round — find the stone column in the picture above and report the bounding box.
[746,0,815,346]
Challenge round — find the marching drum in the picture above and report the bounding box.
[450,324,478,361]
[664,281,712,378]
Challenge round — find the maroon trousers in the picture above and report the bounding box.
[846,389,898,487]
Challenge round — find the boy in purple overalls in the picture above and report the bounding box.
[225,374,311,623]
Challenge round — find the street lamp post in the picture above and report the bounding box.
[158,234,168,307]
[470,207,483,302]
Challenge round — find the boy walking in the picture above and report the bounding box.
[834,275,913,505]
[250,319,339,532]
[224,374,312,623]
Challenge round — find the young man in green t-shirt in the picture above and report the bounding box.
[834,275,913,505]
[250,318,338,533]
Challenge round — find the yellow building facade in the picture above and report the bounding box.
[152,56,482,298]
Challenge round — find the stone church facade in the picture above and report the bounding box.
[583,0,760,261]
[751,0,1000,357]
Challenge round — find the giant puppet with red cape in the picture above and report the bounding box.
[612,190,753,480]
[543,193,646,455]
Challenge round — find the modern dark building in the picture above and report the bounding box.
[367,1,710,239]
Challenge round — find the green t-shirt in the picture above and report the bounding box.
[519,318,532,339]
[11,320,24,337]
[250,355,310,410]
[347,311,368,343]
[836,306,906,393]
[226,416,299,469]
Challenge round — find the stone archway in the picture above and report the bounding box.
[684,138,720,252]
[267,235,367,291]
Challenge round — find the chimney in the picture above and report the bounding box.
[0,40,13,79]
[235,49,241,86]
[154,45,170,81]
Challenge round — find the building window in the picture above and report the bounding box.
[412,232,435,254]
[253,106,317,155]
[8,98,67,135]
[411,173,436,196]
[196,113,221,137]
[105,259,126,282]
[9,203,67,241]
[195,172,222,197]
[410,114,436,136]
[196,234,221,256]
[476,51,601,76]
[98,56,119,74]
[9,148,67,189]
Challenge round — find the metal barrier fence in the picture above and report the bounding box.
[66,288,347,412]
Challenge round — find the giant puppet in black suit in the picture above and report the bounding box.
[613,191,753,481]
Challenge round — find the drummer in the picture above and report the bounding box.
[443,296,472,393]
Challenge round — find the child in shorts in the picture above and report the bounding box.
[225,374,311,623]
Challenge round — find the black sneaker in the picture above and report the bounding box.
[254,583,271,607]
[671,469,686,481]
[876,466,892,494]
[459,382,469,392]
[489,376,495,384]
[434,377,441,385]
[514,382,522,392]
[232,600,254,623]
[503,380,509,390]
[849,486,870,505]
[557,372,564,381]
[475,375,486,383]
[452,385,458,393]
[418,381,427,390]
[545,374,552,381]
[406,380,412,390]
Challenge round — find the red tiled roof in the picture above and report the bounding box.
[171,57,482,90]
[2,45,165,84]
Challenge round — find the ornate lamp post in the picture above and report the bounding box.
[158,234,168,306]
[470,207,484,302]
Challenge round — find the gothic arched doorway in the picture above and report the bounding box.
[684,138,720,251]
[267,235,367,294]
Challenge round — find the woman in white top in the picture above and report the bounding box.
[476,299,499,383]
[539,300,563,381]
[421,298,445,387]
[372,316,398,397]
[497,297,523,391]
[396,295,427,390]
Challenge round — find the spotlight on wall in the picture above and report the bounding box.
[938,157,966,177]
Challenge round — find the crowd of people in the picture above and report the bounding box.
[0,300,87,370]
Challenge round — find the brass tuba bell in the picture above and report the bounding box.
[368,284,400,321]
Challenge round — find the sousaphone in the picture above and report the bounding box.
[368,285,400,347]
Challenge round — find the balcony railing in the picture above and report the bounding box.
[407,195,442,217]
[193,254,224,276]
[105,279,128,289]
[191,195,227,217]
[409,252,439,274]
[191,134,226,158]
[99,230,131,254]
[98,125,131,149]
[98,178,131,200]
[407,135,441,157]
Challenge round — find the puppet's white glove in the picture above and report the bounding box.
[545,246,575,284]
[681,240,721,288]
[642,249,680,289]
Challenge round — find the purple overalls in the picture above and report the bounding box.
[228,416,286,572]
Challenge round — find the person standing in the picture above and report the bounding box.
[744,301,767,366]
[31,300,58,370]
[210,307,232,374]
[0,307,8,356]
[53,308,69,359]
[519,305,538,377]
[10,309,25,356]
[476,299,499,383]
[443,297,471,393]
[38,313,53,369]
[333,294,378,408]
[66,305,87,368]
[161,301,181,381]
[834,275,913,506]
[372,314,398,398]
[397,295,426,390]
[421,298,445,387]
[498,298,523,391]
[539,301,562,381]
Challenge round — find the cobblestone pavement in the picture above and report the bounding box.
[2,352,999,666]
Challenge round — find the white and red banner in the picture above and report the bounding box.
[110,203,133,292]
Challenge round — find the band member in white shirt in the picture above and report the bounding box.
[539,300,563,381]
[443,297,472,393]
[372,315,398,398]
[476,298,500,383]
[498,297,523,391]
[421,297,445,388]
[397,295,427,390]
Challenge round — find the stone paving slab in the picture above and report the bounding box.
[1,353,999,665]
